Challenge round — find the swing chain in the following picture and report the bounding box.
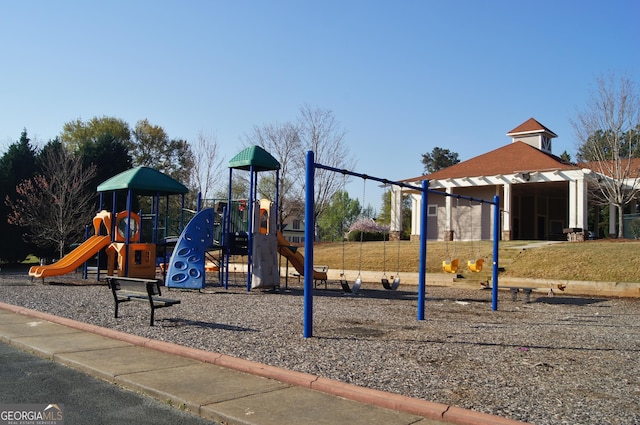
[357,177,366,279]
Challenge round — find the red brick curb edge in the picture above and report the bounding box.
[0,302,529,425]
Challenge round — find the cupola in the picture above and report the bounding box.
[506,118,557,154]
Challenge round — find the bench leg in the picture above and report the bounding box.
[523,289,533,303]
[150,307,155,326]
[510,288,519,301]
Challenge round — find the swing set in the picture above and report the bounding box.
[467,200,484,273]
[340,179,402,294]
[338,173,363,294]
[381,185,401,291]
[442,198,460,274]
[442,198,484,274]
[303,150,501,338]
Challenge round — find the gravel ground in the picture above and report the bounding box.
[1,271,639,425]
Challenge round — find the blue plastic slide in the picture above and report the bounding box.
[165,208,214,289]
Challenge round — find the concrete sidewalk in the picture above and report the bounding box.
[0,302,527,425]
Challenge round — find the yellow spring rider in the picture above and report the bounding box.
[442,231,459,273]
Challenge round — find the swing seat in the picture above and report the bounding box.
[442,258,459,273]
[381,277,400,290]
[341,278,362,294]
[352,277,362,293]
[340,279,352,293]
[467,258,484,272]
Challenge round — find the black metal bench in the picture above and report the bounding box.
[481,284,544,302]
[105,276,180,326]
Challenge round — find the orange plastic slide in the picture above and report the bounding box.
[276,232,327,282]
[28,235,111,279]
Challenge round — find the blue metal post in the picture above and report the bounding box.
[246,167,255,291]
[82,225,89,279]
[97,194,104,282]
[303,151,315,338]
[180,194,185,231]
[164,195,169,241]
[124,190,132,276]
[153,193,158,243]
[111,191,117,238]
[417,180,429,320]
[275,171,280,231]
[224,168,233,289]
[492,195,500,310]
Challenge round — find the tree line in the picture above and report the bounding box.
[1,105,401,263]
[2,73,636,263]
[0,116,200,262]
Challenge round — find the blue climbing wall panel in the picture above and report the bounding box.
[165,208,214,289]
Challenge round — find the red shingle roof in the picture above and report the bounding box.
[507,117,557,137]
[405,142,578,182]
[578,158,640,178]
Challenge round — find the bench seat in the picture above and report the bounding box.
[106,276,180,326]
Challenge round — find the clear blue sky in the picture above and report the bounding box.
[2,0,639,207]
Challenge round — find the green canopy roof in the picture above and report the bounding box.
[96,166,189,195]
[228,145,280,171]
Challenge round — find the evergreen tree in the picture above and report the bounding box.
[421,147,460,174]
[0,130,38,262]
[78,133,132,210]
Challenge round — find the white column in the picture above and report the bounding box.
[445,187,453,232]
[569,178,588,229]
[502,183,511,235]
[390,186,402,233]
[578,177,588,230]
[411,193,421,237]
[609,202,617,236]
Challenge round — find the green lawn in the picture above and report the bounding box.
[308,239,640,283]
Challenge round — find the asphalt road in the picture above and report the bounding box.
[0,341,218,425]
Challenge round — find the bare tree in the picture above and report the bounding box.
[6,147,97,258]
[189,131,225,202]
[572,73,640,238]
[243,121,302,230]
[241,106,353,229]
[298,104,355,221]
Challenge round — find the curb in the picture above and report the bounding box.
[0,301,528,425]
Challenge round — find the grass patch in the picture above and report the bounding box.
[306,239,640,282]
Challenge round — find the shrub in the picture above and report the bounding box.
[347,230,386,242]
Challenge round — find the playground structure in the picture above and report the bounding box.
[28,211,112,279]
[165,145,284,291]
[29,210,160,280]
[29,167,190,280]
[28,146,504,339]
[27,146,303,293]
[302,150,501,338]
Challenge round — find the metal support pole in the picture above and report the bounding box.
[303,150,315,338]
[492,195,500,310]
[224,168,233,289]
[124,190,132,277]
[417,180,429,320]
[83,225,89,279]
[246,167,255,291]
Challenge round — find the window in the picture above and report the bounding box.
[428,205,437,216]
[541,136,551,151]
[292,219,301,230]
